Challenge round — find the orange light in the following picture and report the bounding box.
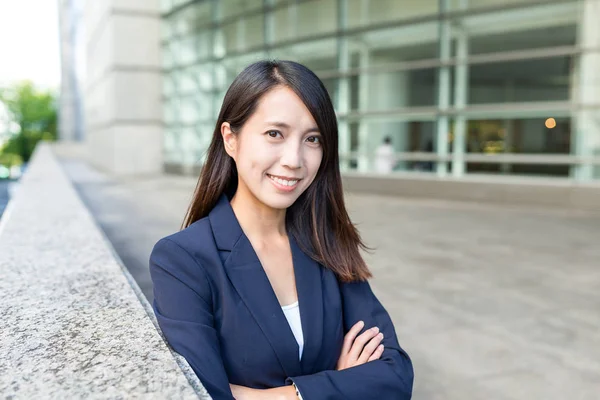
[545,118,556,129]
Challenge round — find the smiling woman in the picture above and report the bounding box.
[149,60,413,400]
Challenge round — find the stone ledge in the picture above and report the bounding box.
[0,143,209,398]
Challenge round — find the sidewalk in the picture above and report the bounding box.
[60,157,600,400]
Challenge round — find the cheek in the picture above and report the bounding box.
[305,149,323,178]
[236,140,274,176]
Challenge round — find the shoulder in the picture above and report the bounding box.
[150,216,215,271]
[158,216,212,251]
[149,217,215,298]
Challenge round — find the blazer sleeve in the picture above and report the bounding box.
[149,238,235,400]
[287,279,414,400]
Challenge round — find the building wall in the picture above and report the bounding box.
[159,0,599,181]
[82,0,163,175]
[58,0,85,142]
[58,0,598,180]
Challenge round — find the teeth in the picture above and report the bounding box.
[269,175,298,186]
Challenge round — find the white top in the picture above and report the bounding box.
[281,301,304,360]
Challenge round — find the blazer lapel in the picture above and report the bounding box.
[290,236,324,374]
[209,194,303,378]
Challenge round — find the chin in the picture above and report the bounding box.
[259,192,300,210]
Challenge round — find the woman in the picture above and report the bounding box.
[149,60,413,400]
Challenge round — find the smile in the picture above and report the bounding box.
[267,174,301,190]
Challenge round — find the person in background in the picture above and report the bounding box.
[374,136,395,174]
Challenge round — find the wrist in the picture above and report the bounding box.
[292,382,304,400]
[264,385,298,400]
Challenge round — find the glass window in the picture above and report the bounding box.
[161,0,173,14]
[220,0,264,21]
[162,19,173,41]
[455,2,579,53]
[221,14,265,55]
[270,39,337,72]
[347,22,439,67]
[340,117,438,172]
[196,122,216,155]
[180,127,202,164]
[463,117,571,155]
[171,69,199,93]
[347,0,438,29]
[163,98,180,125]
[221,51,269,79]
[272,0,336,43]
[346,67,438,112]
[169,2,212,38]
[164,128,182,163]
[468,56,573,104]
[172,0,189,8]
[448,0,562,11]
[163,75,176,97]
[465,25,577,56]
[214,89,228,118]
[306,76,338,106]
[168,64,215,96]
[179,36,199,64]
[162,43,175,69]
[177,94,212,124]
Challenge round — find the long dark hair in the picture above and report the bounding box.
[182,60,371,282]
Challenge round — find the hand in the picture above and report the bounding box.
[336,320,384,371]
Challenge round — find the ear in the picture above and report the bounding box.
[221,122,237,159]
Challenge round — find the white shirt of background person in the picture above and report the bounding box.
[374,136,395,174]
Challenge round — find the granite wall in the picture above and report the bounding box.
[0,144,210,399]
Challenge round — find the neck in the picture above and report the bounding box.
[230,185,287,241]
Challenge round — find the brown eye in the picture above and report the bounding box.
[306,136,321,144]
[267,130,281,138]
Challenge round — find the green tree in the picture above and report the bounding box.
[0,81,58,164]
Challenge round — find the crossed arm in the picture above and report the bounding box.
[230,318,387,399]
[150,238,413,400]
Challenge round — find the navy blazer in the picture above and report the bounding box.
[149,194,413,399]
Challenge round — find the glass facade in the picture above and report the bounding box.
[161,0,600,180]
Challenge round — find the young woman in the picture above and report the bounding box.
[149,60,413,400]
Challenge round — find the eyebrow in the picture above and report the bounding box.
[266,121,320,135]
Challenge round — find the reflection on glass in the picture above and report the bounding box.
[221,14,265,55]
[348,23,438,66]
[463,118,571,175]
[465,24,576,55]
[449,0,565,11]
[220,0,263,21]
[270,39,337,72]
[272,0,336,43]
[159,0,597,180]
[348,68,437,111]
[347,0,437,28]
[469,57,572,104]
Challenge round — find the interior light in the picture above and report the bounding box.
[545,118,556,129]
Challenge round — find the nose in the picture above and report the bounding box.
[280,140,302,169]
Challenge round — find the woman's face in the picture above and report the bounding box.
[222,86,323,210]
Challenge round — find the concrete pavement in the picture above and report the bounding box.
[61,158,600,400]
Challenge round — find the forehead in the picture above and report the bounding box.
[251,86,317,126]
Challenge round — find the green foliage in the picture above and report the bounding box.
[0,81,58,164]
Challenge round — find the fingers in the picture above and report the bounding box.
[341,320,365,357]
[367,344,385,362]
[348,326,381,362]
[358,332,384,363]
